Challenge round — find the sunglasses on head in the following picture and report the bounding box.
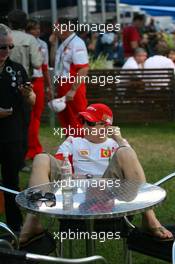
[0,44,14,50]
[27,191,56,207]
[83,119,105,127]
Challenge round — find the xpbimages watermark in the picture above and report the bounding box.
[53,22,120,34]
[53,178,120,190]
[53,73,120,87]
[53,126,121,138]
[53,229,121,243]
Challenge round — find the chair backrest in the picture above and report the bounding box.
[0,222,19,249]
[173,240,175,264]
[0,239,14,250]
[0,247,108,264]
[0,221,108,264]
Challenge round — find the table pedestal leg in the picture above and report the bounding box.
[68,239,73,258]
[123,238,132,264]
[85,219,95,256]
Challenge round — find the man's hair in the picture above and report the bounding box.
[168,48,175,54]
[26,19,40,32]
[0,23,11,38]
[133,14,145,22]
[8,9,27,30]
[154,41,169,56]
[57,17,73,26]
[134,47,147,55]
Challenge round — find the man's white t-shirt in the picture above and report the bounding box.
[10,30,42,76]
[122,57,143,69]
[33,38,49,78]
[56,136,119,176]
[54,33,89,77]
[144,55,175,70]
[144,55,175,87]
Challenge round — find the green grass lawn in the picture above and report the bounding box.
[1,122,175,263]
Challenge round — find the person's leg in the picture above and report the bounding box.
[20,102,31,169]
[1,142,23,232]
[26,78,44,159]
[19,154,50,242]
[105,146,173,239]
[57,83,87,136]
[116,146,146,183]
[19,153,61,244]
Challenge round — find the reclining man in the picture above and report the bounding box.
[19,103,173,244]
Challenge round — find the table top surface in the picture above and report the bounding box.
[16,178,166,219]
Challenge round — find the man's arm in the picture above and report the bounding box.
[42,43,53,101]
[42,67,53,101]
[30,36,43,69]
[49,32,58,67]
[66,66,89,101]
[66,38,89,101]
[106,126,129,146]
[129,27,140,52]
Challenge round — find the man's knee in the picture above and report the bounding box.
[117,146,137,163]
[116,146,140,170]
[29,153,51,186]
[32,153,50,170]
[116,146,145,182]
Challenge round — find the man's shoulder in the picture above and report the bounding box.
[12,30,38,45]
[123,25,137,32]
[145,55,174,68]
[144,56,156,67]
[12,30,27,38]
[122,57,138,69]
[124,56,135,64]
[72,35,87,48]
[65,136,85,144]
[6,58,26,72]
[38,38,48,48]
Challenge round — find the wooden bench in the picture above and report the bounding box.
[86,68,175,123]
[42,68,175,124]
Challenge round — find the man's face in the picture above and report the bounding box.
[28,25,40,38]
[134,52,147,64]
[54,22,67,40]
[83,119,107,141]
[136,19,145,28]
[168,51,175,63]
[0,34,14,63]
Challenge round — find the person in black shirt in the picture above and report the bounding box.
[0,24,36,231]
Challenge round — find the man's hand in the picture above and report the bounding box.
[45,86,53,101]
[49,32,58,46]
[106,126,121,139]
[19,83,33,97]
[65,66,89,102]
[0,109,12,119]
[65,89,76,101]
[19,83,36,105]
[106,126,128,146]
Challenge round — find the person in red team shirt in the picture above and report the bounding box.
[52,17,89,136]
[122,14,145,58]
